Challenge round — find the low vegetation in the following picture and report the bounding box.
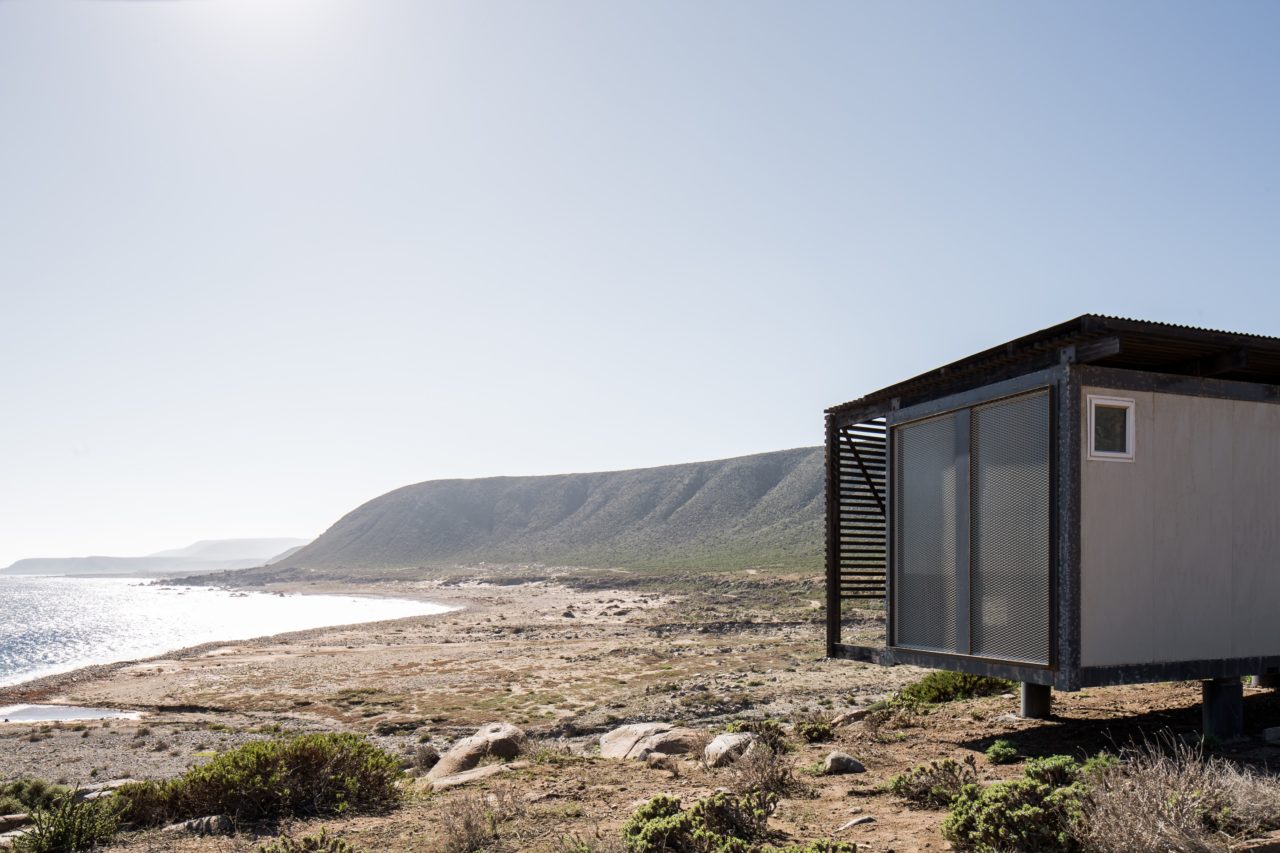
[440,784,525,853]
[257,829,364,853]
[12,792,120,853]
[1078,740,1280,853]
[115,732,401,827]
[942,755,1103,852]
[889,757,978,809]
[724,719,791,754]
[791,711,834,744]
[896,672,1013,705]
[983,738,1019,765]
[0,779,67,816]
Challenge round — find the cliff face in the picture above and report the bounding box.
[274,447,824,572]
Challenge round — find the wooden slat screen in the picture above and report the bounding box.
[835,419,887,600]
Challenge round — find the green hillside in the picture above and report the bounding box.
[272,447,824,573]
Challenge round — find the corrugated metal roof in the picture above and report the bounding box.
[826,314,1280,415]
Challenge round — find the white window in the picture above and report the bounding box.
[1087,395,1135,461]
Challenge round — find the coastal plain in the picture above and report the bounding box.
[2,568,1273,852]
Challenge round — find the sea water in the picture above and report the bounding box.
[0,575,453,687]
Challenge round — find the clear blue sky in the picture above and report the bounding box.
[3,1,1279,566]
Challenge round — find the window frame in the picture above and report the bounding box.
[1087,394,1136,462]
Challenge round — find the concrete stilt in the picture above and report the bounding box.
[1202,677,1243,741]
[1251,669,1280,689]
[1020,683,1052,719]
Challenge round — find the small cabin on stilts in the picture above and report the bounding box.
[825,315,1280,737]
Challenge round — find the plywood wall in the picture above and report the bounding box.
[1080,387,1280,667]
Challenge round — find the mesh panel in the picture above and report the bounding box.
[893,413,960,654]
[971,391,1051,664]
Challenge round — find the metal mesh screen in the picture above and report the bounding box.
[893,413,961,654]
[971,391,1051,664]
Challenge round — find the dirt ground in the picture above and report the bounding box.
[4,571,1280,852]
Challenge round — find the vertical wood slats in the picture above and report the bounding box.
[835,419,888,600]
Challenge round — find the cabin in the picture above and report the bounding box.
[825,315,1280,736]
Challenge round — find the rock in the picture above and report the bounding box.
[630,727,701,760]
[704,732,755,767]
[1263,726,1280,744]
[0,817,28,834]
[831,708,871,726]
[562,610,576,618]
[73,779,140,802]
[824,751,866,775]
[428,722,526,780]
[161,815,234,836]
[600,723,672,759]
[426,761,531,791]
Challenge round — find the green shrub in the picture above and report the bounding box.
[889,757,977,809]
[983,739,1018,765]
[13,792,121,853]
[116,732,402,826]
[897,672,1013,705]
[0,779,68,815]
[724,719,790,753]
[257,828,363,853]
[941,755,1088,852]
[621,791,776,853]
[792,712,834,745]
[763,843,856,853]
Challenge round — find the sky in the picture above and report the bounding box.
[3,1,1280,566]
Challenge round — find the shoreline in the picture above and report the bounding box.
[0,578,472,704]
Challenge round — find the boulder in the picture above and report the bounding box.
[428,723,525,780]
[600,723,702,761]
[426,760,531,792]
[1263,726,1280,745]
[630,728,701,761]
[704,732,755,767]
[600,723,672,759]
[824,751,866,775]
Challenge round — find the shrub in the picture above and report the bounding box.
[621,791,776,853]
[943,777,1085,852]
[763,843,856,853]
[727,745,797,797]
[440,783,524,853]
[12,792,121,853]
[889,757,977,809]
[897,672,1013,705]
[116,732,402,826]
[724,719,790,753]
[1078,739,1280,852]
[258,829,364,853]
[0,779,68,815]
[983,739,1018,765]
[792,711,834,744]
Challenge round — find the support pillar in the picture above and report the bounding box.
[1202,677,1243,741]
[1251,669,1280,689]
[1020,683,1052,719]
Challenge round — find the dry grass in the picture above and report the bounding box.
[1078,738,1280,853]
[726,744,799,797]
[439,783,526,853]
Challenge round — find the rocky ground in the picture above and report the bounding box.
[4,569,1280,851]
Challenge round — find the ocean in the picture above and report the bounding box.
[0,575,453,688]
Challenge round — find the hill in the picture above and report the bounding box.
[270,447,824,573]
[2,538,309,577]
